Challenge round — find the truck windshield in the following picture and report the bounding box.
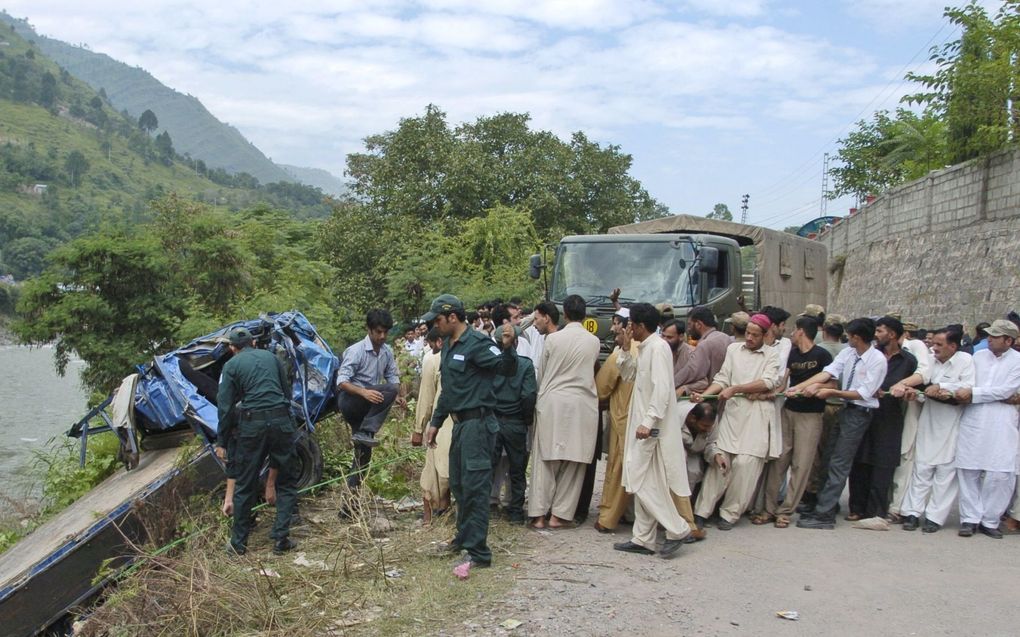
[551,240,698,306]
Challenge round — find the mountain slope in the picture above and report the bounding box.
[0,12,293,185]
[0,26,331,281]
[280,164,347,197]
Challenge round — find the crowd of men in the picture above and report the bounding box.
[218,292,1020,568]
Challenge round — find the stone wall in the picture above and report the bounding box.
[817,148,1020,329]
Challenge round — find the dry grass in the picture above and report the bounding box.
[75,411,528,637]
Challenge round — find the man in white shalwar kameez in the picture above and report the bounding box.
[953,319,1020,538]
[692,314,782,530]
[528,295,600,528]
[611,303,692,557]
[896,328,974,533]
[413,330,453,524]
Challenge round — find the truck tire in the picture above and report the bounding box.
[291,435,324,490]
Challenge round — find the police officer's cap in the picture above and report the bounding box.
[228,326,254,347]
[422,294,464,321]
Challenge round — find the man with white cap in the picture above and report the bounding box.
[594,306,638,532]
[692,313,781,530]
[613,303,693,556]
[952,319,1020,538]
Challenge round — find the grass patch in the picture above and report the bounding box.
[73,407,527,636]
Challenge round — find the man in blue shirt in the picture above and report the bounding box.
[337,309,405,494]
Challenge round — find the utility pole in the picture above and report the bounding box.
[820,152,829,216]
[740,194,750,224]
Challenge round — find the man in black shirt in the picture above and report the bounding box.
[757,316,833,528]
[847,316,917,520]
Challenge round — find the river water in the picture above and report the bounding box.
[0,345,89,500]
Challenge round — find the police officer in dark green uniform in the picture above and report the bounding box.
[423,294,518,568]
[491,324,537,525]
[215,327,299,556]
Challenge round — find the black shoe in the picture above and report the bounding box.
[796,515,835,530]
[227,541,247,556]
[508,516,527,526]
[693,515,708,530]
[273,537,297,555]
[593,521,614,534]
[795,502,815,515]
[922,520,941,534]
[958,522,976,537]
[979,524,1003,539]
[659,539,684,557]
[438,539,463,553]
[613,541,655,555]
[902,515,920,531]
[716,518,734,531]
[352,431,380,447]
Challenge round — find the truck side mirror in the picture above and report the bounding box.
[528,254,543,279]
[699,246,719,274]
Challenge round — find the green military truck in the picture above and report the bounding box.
[530,214,828,358]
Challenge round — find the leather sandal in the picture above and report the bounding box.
[774,515,790,528]
[751,513,776,525]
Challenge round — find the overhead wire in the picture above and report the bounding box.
[747,18,959,226]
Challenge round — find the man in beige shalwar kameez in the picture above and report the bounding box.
[612,303,693,557]
[413,330,452,524]
[693,314,781,530]
[528,294,600,528]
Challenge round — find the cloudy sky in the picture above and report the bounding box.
[3,0,987,229]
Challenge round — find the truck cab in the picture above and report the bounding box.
[533,233,742,358]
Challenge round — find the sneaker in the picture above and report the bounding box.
[796,515,835,530]
[352,432,380,448]
[659,539,684,558]
[273,537,297,555]
[613,541,655,555]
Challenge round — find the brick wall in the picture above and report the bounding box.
[818,148,1020,329]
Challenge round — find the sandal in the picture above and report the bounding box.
[844,513,862,522]
[774,515,790,528]
[751,513,775,525]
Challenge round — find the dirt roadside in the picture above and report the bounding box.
[442,469,1019,637]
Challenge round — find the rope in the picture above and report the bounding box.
[117,447,422,578]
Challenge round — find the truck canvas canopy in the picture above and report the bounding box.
[609,214,828,313]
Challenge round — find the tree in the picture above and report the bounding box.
[828,111,906,200]
[138,109,158,134]
[706,203,733,221]
[3,236,53,280]
[39,71,57,108]
[346,105,665,236]
[14,233,185,393]
[905,2,1017,163]
[154,131,175,165]
[63,150,89,187]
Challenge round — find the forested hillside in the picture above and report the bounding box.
[0,11,297,185]
[0,23,331,281]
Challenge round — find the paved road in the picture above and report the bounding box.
[453,472,1019,637]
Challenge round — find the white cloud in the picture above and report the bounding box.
[2,1,943,226]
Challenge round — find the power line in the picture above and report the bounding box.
[750,19,955,203]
